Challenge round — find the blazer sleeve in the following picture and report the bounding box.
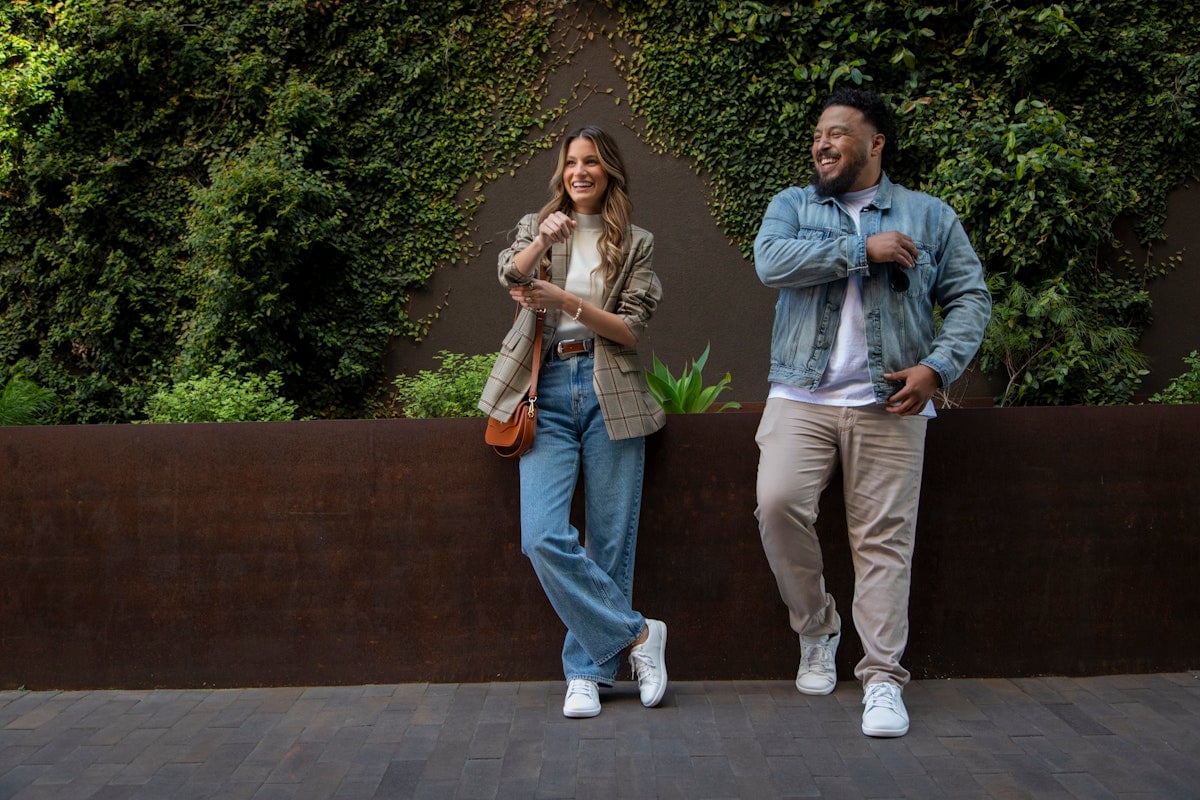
[497,213,539,287]
[612,228,661,342]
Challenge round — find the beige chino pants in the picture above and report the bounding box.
[755,398,928,687]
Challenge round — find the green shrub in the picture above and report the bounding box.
[0,376,56,425]
[392,351,495,418]
[143,370,299,422]
[1149,351,1200,404]
[646,344,741,414]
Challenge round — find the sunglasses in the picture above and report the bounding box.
[888,263,910,293]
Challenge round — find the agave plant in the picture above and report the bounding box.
[645,344,741,414]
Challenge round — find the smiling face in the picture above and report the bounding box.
[563,136,610,214]
[811,104,885,196]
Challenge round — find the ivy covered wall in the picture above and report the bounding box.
[1,0,571,421]
[2,1,1197,421]
[608,0,1199,405]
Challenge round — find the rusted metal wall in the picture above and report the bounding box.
[2,406,1197,690]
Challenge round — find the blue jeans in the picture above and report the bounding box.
[519,353,647,684]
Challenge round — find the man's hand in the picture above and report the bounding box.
[884,364,939,415]
[866,231,918,269]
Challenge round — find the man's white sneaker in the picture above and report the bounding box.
[795,631,840,696]
[562,679,601,718]
[629,619,668,707]
[861,681,909,737]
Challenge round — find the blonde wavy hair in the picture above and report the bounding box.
[536,125,632,286]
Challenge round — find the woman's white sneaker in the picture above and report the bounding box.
[861,681,909,737]
[629,619,668,707]
[563,679,601,718]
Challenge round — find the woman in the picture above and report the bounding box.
[479,125,667,718]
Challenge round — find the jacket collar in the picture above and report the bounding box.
[811,171,894,210]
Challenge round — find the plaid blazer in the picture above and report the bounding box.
[478,213,666,441]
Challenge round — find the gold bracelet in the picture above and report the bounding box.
[572,302,584,322]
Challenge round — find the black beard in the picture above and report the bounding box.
[812,167,857,198]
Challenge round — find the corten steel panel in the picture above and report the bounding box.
[1,406,1198,690]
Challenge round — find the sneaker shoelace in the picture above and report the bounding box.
[630,650,659,683]
[566,680,595,701]
[865,683,900,711]
[802,641,834,673]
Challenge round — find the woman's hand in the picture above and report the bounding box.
[513,212,576,278]
[510,279,569,313]
[537,211,576,246]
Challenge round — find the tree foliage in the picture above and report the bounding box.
[2,1,1198,417]
[0,0,568,421]
[607,0,1199,404]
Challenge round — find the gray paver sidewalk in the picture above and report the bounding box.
[1,673,1198,799]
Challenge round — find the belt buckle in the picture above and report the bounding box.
[556,339,590,359]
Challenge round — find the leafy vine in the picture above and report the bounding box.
[605,0,1198,405]
[2,1,1198,418]
[0,0,572,420]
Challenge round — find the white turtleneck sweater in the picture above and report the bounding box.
[553,212,605,342]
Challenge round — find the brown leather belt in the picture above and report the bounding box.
[554,338,594,359]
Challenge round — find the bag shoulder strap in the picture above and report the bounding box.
[528,263,546,403]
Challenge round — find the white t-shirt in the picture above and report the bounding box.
[769,187,935,416]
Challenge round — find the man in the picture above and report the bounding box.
[752,88,991,737]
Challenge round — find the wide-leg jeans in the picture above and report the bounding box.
[755,398,928,687]
[519,353,647,685]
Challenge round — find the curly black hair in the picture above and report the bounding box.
[822,88,897,166]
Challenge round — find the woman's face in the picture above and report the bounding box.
[563,137,609,214]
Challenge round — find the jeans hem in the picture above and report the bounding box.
[591,621,645,670]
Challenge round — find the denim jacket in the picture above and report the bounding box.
[753,173,991,401]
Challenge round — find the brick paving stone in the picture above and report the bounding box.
[1045,702,1115,736]
[1,674,1199,798]
[808,774,863,799]
[373,759,423,797]
[577,737,616,779]
[456,757,503,800]
[720,736,768,777]
[655,737,698,778]
[573,774,617,800]
[465,720,510,761]
[868,739,925,779]
[492,775,537,800]
[680,724,724,758]
[534,757,576,798]
[689,754,740,798]
[1054,770,1121,799]
[0,764,52,797]
[766,754,820,797]
[612,727,651,759]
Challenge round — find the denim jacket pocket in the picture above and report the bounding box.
[795,224,842,241]
[884,246,935,299]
